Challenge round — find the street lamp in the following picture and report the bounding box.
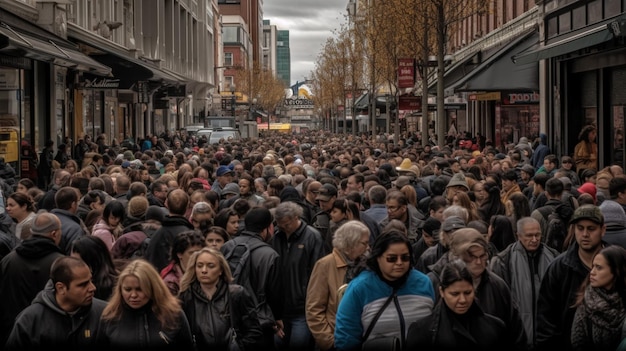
[230,85,236,119]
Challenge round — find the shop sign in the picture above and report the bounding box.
[469,92,501,101]
[398,58,416,88]
[82,76,121,89]
[399,95,421,111]
[284,98,314,109]
[503,92,539,105]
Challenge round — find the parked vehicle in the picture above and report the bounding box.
[196,127,241,144]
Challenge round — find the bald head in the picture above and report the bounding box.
[166,188,190,216]
[31,212,62,245]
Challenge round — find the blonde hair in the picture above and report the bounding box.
[102,259,182,330]
[179,248,233,293]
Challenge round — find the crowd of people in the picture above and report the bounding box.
[0,124,625,350]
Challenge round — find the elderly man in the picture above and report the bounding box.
[490,217,559,350]
[0,212,64,346]
[272,202,324,351]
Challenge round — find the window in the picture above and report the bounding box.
[225,53,233,66]
[225,76,234,90]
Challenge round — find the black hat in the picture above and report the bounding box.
[316,183,338,202]
[422,217,441,241]
[245,208,273,232]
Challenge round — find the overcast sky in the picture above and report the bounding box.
[263,0,348,87]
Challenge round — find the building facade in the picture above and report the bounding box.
[514,0,626,169]
[0,0,220,173]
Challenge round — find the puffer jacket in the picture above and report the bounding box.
[92,219,116,251]
[179,280,263,350]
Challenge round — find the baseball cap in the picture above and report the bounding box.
[216,165,234,177]
[570,204,604,225]
[316,183,338,202]
[442,216,465,232]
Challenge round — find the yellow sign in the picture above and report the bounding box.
[469,92,501,101]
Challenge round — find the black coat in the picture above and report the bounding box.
[406,301,508,351]
[179,281,263,350]
[0,236,64,345]
[144,215,193,271]
[5,282,106,350]
[97,303,193,350]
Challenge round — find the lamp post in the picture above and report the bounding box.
[230,85,236,119]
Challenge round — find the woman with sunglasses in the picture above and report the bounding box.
[334,230,435,351]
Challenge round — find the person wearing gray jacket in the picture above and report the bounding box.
[490,217,559,350]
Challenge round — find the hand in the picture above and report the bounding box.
[274,320,285,338]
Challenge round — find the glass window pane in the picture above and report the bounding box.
[588,0,602,23]
[559,12,571,33]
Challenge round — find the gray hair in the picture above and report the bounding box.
[333,220,369,251]
[31,212,61,237]
[516,217,540,236]
[443,205,469,223]
[368,185,387,205]
[274,201,303,221]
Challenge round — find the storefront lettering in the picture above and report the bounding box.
[507,92,539,104]
[83,78,121,89]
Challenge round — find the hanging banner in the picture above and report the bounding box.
[398,58,416,88]
[399,95,421,111]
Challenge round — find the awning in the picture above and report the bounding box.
[447,30,538,93]
[88,51,183,86]
[354,92,396,111]
[0,18,111,76]
[427,52,481,94]
[512,24,616,65]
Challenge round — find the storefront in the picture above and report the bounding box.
[513,1,626,168]
[0,9,111,174]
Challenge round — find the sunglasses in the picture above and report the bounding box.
[385,254,411,263]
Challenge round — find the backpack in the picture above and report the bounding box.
[224,239,266,293]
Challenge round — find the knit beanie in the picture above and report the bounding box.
[599,200,626,226]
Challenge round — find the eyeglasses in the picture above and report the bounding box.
[385,254,411,263]
[468,253,489,263]
[562,160,572,164]
[523,233,541,240]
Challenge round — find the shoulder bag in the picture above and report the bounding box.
[227,288,243,351]
[361,291,402,351]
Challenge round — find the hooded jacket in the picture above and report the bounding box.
[5,281,106,350]
[144,215,194,271]
[0,235,64,345]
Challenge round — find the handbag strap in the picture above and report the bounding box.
[227,286,237,336]
[362,291,396,341]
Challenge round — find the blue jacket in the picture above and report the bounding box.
[334,269,435,351]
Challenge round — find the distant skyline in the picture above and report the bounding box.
[263,0,348,87]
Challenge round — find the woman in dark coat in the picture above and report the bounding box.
[406,260,510,350]
[178,247,263,350]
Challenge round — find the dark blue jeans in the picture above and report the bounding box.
[274,315,315,351]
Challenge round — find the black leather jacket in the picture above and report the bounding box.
[179,281,263,350]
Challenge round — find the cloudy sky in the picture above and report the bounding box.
[263,0,348,87]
